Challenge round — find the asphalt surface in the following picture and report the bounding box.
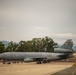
[51,66,76,75]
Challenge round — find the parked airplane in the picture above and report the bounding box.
[0,39,74,64]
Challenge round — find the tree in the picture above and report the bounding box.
[25,41,33,52]
[17,41,27,52]
[5,36,57,52]
[0,42,5,53]
[5,41,18,52]
[32,38,43,52]
[31,36,57,52]
[41,36,56,52]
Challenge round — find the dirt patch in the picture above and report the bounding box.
[0,62,73,75]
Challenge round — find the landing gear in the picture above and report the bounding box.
[36,59,42,64]
[2,60,6,64]
[3,61,6,64]
[7,62,11,64]
[36,58,49,64]
[2,60,11,64]
[43,59,47,63]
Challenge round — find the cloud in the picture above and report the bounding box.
[0,27,7,30]
[0,0,76,45]
[52,33,76,39]
[50,33,76,44]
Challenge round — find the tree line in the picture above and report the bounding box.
[0,36,58,53]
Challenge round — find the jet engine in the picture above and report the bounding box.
[24,58,33,62]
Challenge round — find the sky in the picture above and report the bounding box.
[0,0,76,45]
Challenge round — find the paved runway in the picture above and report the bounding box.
[51,66,76,75]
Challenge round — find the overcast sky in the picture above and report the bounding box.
[0,0,76,45]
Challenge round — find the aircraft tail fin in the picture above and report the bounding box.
[61,39,74,50]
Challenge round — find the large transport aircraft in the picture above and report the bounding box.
[0,39,74,64]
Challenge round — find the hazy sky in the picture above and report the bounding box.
[0,0,76,45]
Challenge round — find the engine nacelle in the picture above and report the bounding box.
[24,58,33,62]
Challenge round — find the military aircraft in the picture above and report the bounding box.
[0,39,74,64]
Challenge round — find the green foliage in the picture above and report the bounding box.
[16,41,33,52]
[1,36,58,52]
[15,41,26,52]
[0,42,5,53]
[5,41,18,52]
[32,38,42,52]
[32,36,57,52]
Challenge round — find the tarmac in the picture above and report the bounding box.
[0,62,74,75]
[51,66,76,75]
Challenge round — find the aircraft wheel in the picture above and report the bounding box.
[3,62,6,64]
[36,61,39,64]
[39,61,42,64]
[7,62,11,64]
[43,59,47,63]
[3,60,6,64]
[36,60,42,64]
